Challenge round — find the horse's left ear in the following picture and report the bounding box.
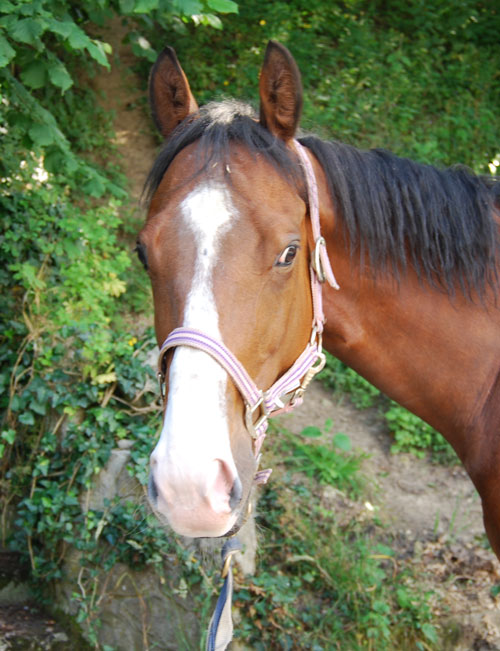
[259,41,303,141]
[149,46,198,139]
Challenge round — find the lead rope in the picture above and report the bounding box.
[206,538,243,651]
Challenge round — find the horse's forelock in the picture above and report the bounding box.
[203,100,255,126]
[143,99,305,206]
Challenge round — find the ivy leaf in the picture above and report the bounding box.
[83,174,106,197]
[0,15,17,32]
[206,0,238,13]
[43,148,66,174]
[1,429,16,445]
[20,60,47,88]
[9,17,45,46]
[421,624,438,644]
[18,411,35,426]
[0,34,15,67]
[63,154,79,174]
[31,400,46,415]
[36,457,49,476]
[129,34,157,62]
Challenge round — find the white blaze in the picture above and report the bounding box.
[151,184,238,503]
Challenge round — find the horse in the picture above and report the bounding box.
[138,40,500,559]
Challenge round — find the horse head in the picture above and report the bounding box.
[138,42,328,537]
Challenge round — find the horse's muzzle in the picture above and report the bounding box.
[148,458,242,538]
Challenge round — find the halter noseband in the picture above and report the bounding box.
[157,141,339,481]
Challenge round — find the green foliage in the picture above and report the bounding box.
[233,423,441,649]
[0,0,239,642]
[0,0,239,195]
[386,403,458,463]
[282,420,366,496]
[0,0,116,198]
[152,0,499,173]
[1,154,147,576]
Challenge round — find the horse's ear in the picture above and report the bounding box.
[149,46,198,139]
[259,41,303,141]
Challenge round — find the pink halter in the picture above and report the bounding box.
[157,141,339,481]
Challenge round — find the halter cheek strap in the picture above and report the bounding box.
[295,140,340,299]
[157,140,339,481]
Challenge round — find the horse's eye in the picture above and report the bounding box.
[276,244,299,267]
[135,242,148,271]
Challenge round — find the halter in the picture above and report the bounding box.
[157,141,339,479]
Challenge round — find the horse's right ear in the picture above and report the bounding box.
[149,46,198,139]
[259,41,303,142]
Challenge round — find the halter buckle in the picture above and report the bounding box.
[312,236,327,283]
[310,324,323,349]
[245,393,268,440]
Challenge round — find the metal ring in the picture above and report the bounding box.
[312,236,326,283]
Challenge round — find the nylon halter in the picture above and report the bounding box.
[157,140,339,480]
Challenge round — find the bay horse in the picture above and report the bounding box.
[138,41,500,559]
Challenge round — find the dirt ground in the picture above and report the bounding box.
[90,18,158,206]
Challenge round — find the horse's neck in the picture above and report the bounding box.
[320,262,500,457]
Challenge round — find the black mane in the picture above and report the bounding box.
[302,135,499,295]
[145,100,500,296]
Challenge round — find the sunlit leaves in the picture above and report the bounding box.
[65,23,93,50]
[8,16,45,46]
[206,0,238,13]
[172,0,203,14]
[132,0,160,12]
[0,2,112,94]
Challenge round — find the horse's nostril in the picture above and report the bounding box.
[148,474,158,503]
[229,476,242,510]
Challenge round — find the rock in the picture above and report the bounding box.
[0,581,32,607]
[55,549,201,651]
[0,551,32,607]
[79,446,141,513]
[56,444,259,649]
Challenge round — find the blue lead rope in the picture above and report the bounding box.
[206,537,243,651]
